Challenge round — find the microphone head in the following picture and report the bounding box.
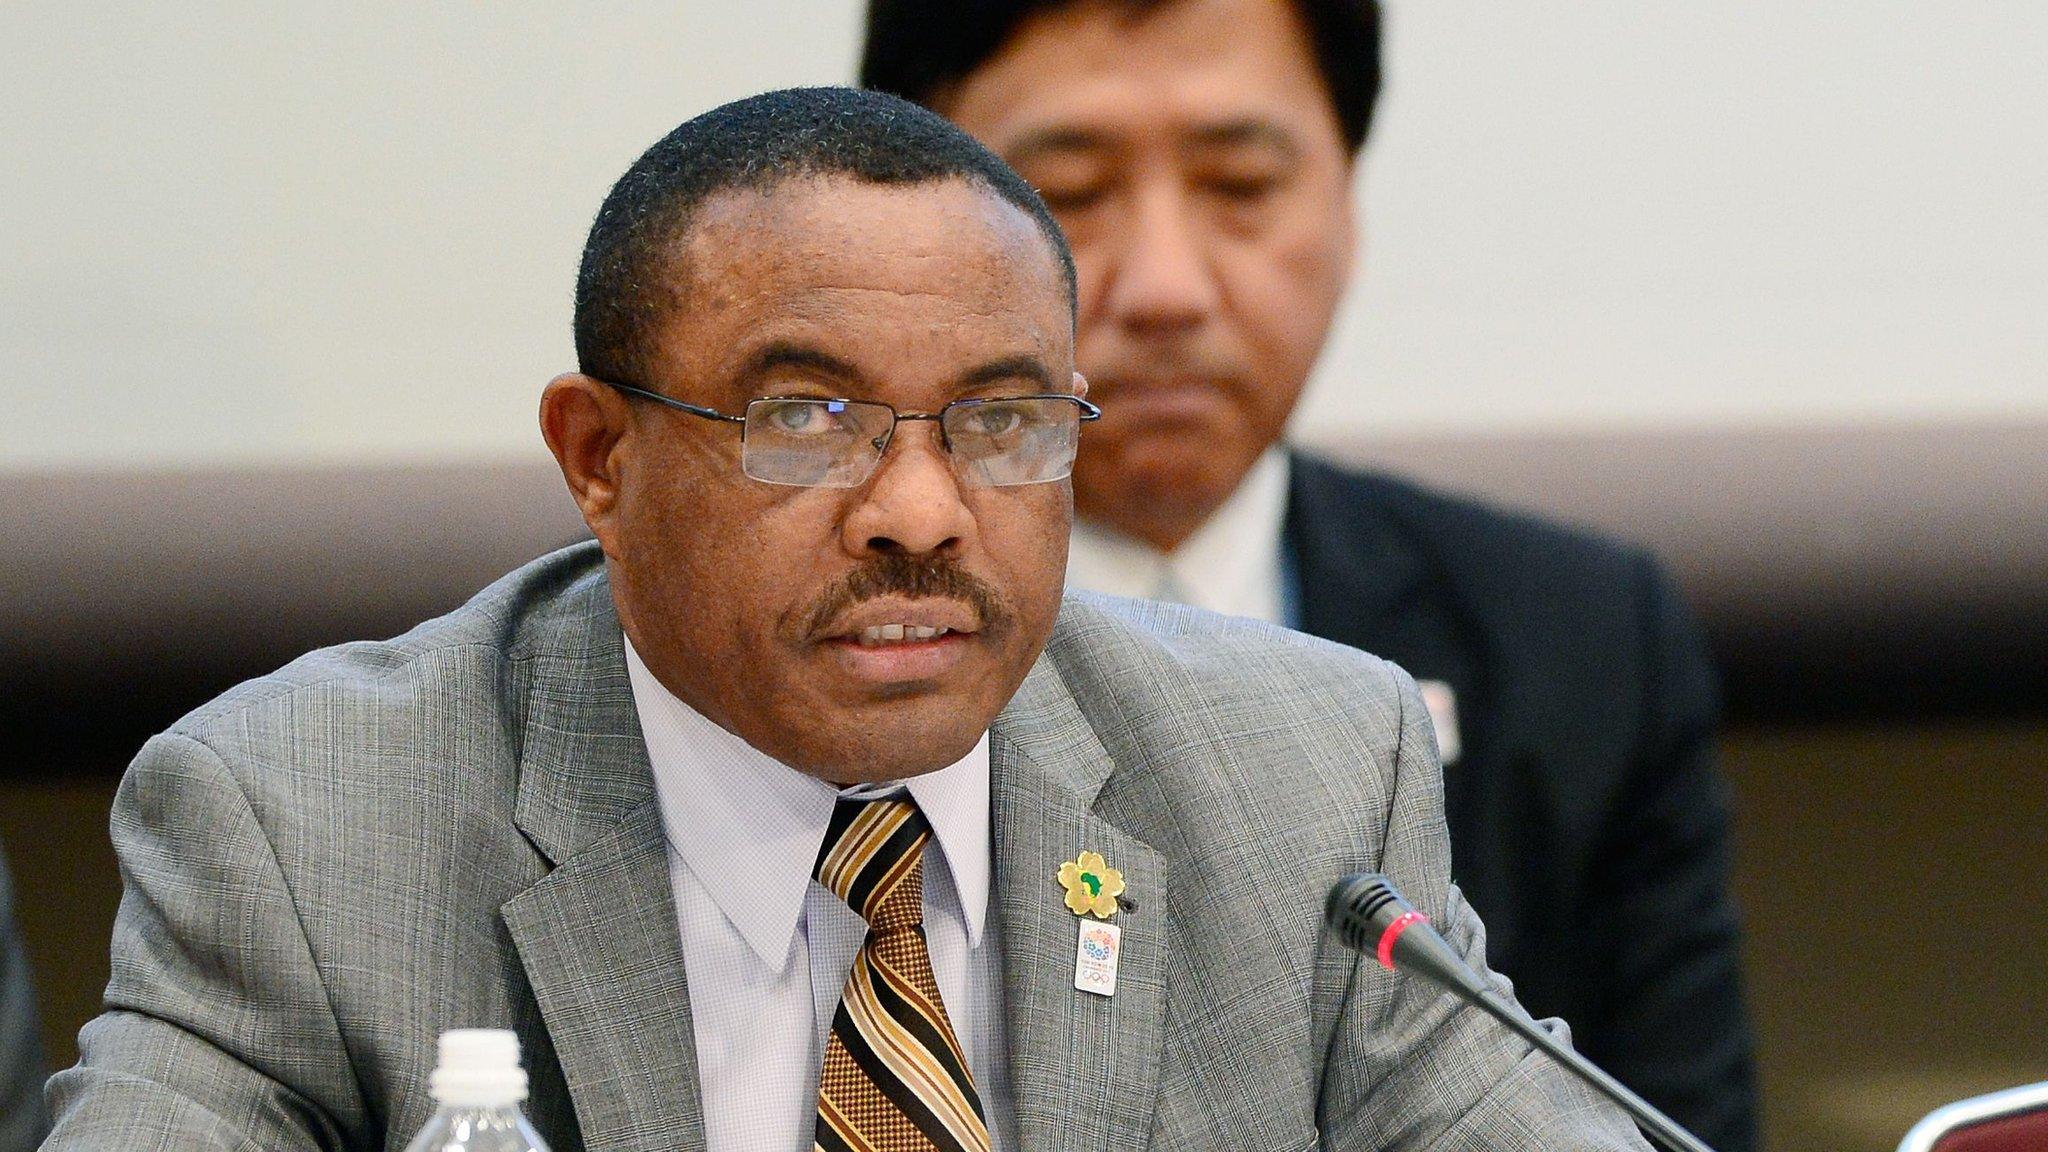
[1324,872,1414,953]
[1324,872,1489,998]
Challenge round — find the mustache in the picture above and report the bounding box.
[803,554,1012,638]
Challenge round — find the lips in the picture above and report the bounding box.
[820,597,982,647]
[1084,343,1242,401]
[1089,370,1238,409]
[855,623,951,646]
[819,600,981,686]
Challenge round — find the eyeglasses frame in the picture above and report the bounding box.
[596,379,1102,485]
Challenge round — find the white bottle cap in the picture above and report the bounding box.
[429,1028,529,1108]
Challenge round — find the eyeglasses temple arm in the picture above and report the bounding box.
[598,380,747,424]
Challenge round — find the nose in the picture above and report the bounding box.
[839,421,976,558]
[1097,180,1221,335]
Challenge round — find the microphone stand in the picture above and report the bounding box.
[1326,873,1717,1152]
[1457,985,1714,1152]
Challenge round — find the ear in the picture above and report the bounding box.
[540,372,634,555]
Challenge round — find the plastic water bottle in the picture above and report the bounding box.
[401,1029,552,1152]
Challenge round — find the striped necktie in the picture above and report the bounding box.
[813,797,991,1152]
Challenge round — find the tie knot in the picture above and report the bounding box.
[813,797,931,932]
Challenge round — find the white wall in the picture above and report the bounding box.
[1308,2,2048,443]
[4,1,2043,473]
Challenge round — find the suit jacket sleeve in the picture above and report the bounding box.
[1318,671,1651,1151]
[42,731,368,1152]
[0,842,49,1152]
[1579,560,1753,1149]
[1285,458,1755,1148]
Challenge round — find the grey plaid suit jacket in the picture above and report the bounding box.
[44,543,1646,1151]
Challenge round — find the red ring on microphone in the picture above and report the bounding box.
[1376,910,1429,970]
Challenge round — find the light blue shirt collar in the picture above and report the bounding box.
[622,633,992,967]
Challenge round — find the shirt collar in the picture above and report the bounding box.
[1067,447,1291,624]
[621,633,993,968]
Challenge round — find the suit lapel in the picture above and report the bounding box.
[1285,450,1428,652]
[992,663,1168,1152]
[1284,452,1497,844]
[503,804,704,1152]
[500,582,708,1152]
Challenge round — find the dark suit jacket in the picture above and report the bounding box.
[1286,452,1757,1152]
[1,839,49,1152]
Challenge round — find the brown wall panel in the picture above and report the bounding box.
[3,417,2044,1145]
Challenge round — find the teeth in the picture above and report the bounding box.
[857,624,951,646]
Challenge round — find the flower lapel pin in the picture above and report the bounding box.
[1058,850,1125,997]
[1058,850,1124,919]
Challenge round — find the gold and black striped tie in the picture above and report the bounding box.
[813,797,991,1152]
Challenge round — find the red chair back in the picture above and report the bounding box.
[1899,1082,2048,1152]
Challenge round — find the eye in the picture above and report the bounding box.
[757,400,842,437]
[1014,157,1112,216]
[963,403,1025,438]
[1035,183,1106,213]
[1207,174,1281,203]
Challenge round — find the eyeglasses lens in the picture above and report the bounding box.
[945,399,1083,487]
[742,399,894,488]
[739,397,1084,488]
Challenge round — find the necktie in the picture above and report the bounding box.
[813,797,991,1152]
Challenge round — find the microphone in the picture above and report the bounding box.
[1324,874,1718,1152]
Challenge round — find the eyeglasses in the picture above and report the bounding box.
[600,380,1102,489]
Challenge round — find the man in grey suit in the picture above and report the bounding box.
[44,89,1646,1150]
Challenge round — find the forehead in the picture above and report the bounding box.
[650,176,1072,391]
[941,0,1342,154]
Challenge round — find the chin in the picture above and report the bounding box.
[798,693,998,783]
[1081,441,1247,519]
[1102,424,1252,476]
[842,727,988,783]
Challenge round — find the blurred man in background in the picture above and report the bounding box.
[863,1,1757,1147]
[1,838,50,1152]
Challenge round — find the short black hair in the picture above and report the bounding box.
[861,0,1382,154]
[574,86,1076,386]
